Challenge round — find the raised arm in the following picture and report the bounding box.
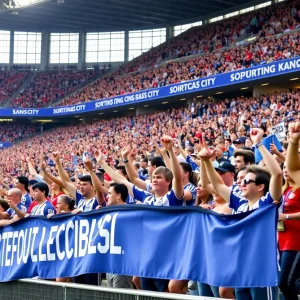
[286,122,300,185]
[177,137,188,159]
[53,152,76,199]
[251,128,282,202]
[154,141,171,169]
[162,136,184,199]
[198,145,231,202]
[121,148,147,191]
[41,162,65,187]
[84,158,105,206]
[200,160,217,194]
[96,150,134,197]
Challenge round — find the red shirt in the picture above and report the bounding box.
[51,192,65,208]
[278,187,300,251]
[28,200,38,214]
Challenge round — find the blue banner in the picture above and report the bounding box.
[0,57,299,118]
[0,142,12,149]
[0,205,278,286]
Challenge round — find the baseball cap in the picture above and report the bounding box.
[29,179,38,186]
[215,161,235,174]
[233,138,244,145]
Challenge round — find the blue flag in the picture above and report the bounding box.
[0,205,278,286]
[255,134,282,163]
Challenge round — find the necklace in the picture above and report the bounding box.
[214,202,226,213]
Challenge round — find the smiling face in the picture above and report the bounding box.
[240,173,262,199]
[196,184,210,200]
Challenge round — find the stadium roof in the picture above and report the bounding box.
[0,0,262,32]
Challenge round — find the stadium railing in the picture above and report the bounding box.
[0,279,222,300]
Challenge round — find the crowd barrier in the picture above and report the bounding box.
[0,279,222,300]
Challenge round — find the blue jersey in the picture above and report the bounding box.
[184,183,197,206]
[229,191,277,214]
[31,201,56,216]
[132,186,184,206]
[21,193,32,209]
[75,190,98,212]
[126,195,137,204]
[186,155,200,173]
[6,203,27,219]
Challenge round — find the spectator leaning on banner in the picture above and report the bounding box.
[105,182,134,290]
[0,188,27,227]
[96,135,184,293]
[198,127,282,300]
[54,152,105,286]
[30,182,56,216]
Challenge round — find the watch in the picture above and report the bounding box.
[123,159,129,164]
[285,215,290,220]
[255,142,263,149]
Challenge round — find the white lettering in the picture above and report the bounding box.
[110,213,122,254]
[38,227,47,262]
[56,223,65,260]
[12,109,39,115]
[65,221,74,259]
[78,220,89,257]
[97,214,111,253]
[30,227,39,263]
[46,226,58,261]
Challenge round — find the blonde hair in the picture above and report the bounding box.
[283,181,300,193]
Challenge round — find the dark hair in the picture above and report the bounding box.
[180,162,193,182]
[238,166,248,173]
[59,195,75,210]
[17,176,29,193]
[0,199,9,211]
[32,182,49,198]
[246,165,271,195]
[134,162,140,170]
[141,157,148,164]
[234,150,255,165]
[149,156,165,168]
[110,183,128,202]
[116,165,128,177]
[80,175,93,186]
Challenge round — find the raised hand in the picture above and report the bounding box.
[161,135,173,151]
[121,146,131,160]
[52,152,60,162]
[270,143,278,154]
[95,149,104,164]
[289,121,300,143]
[198,137,215,160]
[250,128,264,144]
[84,158,93,171]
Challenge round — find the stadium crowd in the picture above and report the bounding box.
[57,27,300,107]
[116,0,300,73]
[0,88,299,299]
[0,71,30,104]
[0,1,299,299]
[0,0,296,108]
[11,69,100,108]
[0,124,39,143]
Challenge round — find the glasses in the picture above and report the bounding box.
[243,179,257,185]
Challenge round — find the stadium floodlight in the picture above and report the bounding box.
[2,0,52,11]
[14,0,30,7]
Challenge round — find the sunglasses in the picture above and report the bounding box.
[243,179,257,185]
